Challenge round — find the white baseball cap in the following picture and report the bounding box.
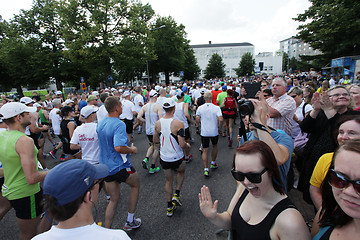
[55,90,63,95]
[92,91,99,96]
[123,91,131,97]
[162,98,176,109]
[20,97,35,105]
[65,99,74,105]
[149,90,158,97]
[80,105,98,118]
[0,102,36,119]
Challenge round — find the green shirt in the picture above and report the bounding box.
[217,92,228,107]
[39,109,49,124]
[0,130,40,200]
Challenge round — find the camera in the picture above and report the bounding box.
[238,99,254,116]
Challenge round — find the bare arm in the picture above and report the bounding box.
[153,120,161,144]
[137,106,146,123]
[311,208,322,238]
[70,143,81,150]
[67,121,76,139]
[199,182,244,230]
[310,185,322,211]
[16,136,48,184]
[115,143,137,154]
[275,208,311,240]
[267,105,281,118]
[0,168,3,177]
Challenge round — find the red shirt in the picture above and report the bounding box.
[211,90,222,105]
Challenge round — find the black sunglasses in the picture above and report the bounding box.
[328,169,360,195]
[231,168,268,183]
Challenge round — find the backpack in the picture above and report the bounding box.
[223,97,236,115]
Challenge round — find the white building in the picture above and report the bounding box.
[191,42,254,78]
[280,37,319,60]
[255,52,283,75]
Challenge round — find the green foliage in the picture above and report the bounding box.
[150,16,189,85]
[205,53,226,79]
[235,52,255,76]
[182,46,200,80]
[294,0,360,62]
[282,52,289,72]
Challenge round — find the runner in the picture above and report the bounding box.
[153,98,191,217]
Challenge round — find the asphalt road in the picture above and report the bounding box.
[0,122,314,240]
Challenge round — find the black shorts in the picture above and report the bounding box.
[9,190,43,219]
[160,158,183,170]
[201,136,219,148]
[0,177,4,186]
[30,133,41,149]
[62,142,81,155]
[185,128,190,140]
[223,113,236,120]
[147,134,153,143]
[121,119,133,134]
[104,167,136,183]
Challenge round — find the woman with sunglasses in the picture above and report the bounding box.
[311,140,360,239]
[310,115,360,210]
[199,140,310,240]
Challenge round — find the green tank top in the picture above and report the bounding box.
[0,130,40,200]
[39,109,49,124]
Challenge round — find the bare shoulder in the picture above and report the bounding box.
[16,135,34,152]
[274,207,310,239]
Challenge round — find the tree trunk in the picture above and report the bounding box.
[165,70,170,86]
[16,83,24,98]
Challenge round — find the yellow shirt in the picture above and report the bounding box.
[310,152,334,188]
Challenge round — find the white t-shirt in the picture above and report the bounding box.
[96,105,108,123]
[49,108,61,135]
[120,100,135,120]
[196,103,222,137]
[32,223,131,240]
[291,101,313,139]
[133,94,144,112]
[70,122,99,164]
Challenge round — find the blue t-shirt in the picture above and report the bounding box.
[97,117,132,174]
[79,100,88,111]
[240,130,293,193]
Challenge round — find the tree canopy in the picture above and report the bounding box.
[235,52,255,76]
[205,53,225,79]
[294,0,360,64]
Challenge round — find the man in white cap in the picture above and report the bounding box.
[132,87,145,134]
[136,90,163,174]
[32,159,130,239]
[70,105,99,165]
[120,91,136,144]
[0,102,49,239]
[49,98,65,160]
[153,98,190,217]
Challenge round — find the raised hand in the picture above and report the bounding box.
[311,92,321,110]
[199,185,219,220]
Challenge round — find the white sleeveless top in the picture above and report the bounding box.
[160,118,184,162]
[174,102,188,129]
[145,103,160,135]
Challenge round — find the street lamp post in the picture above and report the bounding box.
[146,25,166,86]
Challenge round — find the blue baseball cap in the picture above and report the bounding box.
[44,159,109,206]
[181,86,188,93]
[198,82,203,87]
[222,85,227,91]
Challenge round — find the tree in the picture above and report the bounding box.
[205,53,225,79]
[61,0,155,87]
[282,52,289,72]
[150,16,188,85]
[182,45,200,80]
[235,52,255,76]
[294,0,360,63]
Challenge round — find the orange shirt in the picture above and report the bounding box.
[211,90,222,105]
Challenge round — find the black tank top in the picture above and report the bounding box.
[231,190,296,240]
[60,119,71,144]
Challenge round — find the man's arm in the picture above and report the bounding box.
[256,129,289,165]
[137,106,146,123]
[173,120,190,150]
[16,136,48,184]
[153,120,161,144]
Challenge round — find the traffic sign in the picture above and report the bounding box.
[81,82,86,90]
[180,71,184,77]
[108,75,113,81]
[81,77,84,83]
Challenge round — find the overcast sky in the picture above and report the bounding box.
[1,0,311,54]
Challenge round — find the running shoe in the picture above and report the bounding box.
[228,139,233,148]
[123,218,142,231]
[210,163,218,169]
[199,145,203,153]
[184,155,192,163]
[172,194,182,206]
[49,151,56,159]
[204,170,209,177]
[60,155,68,161]
[149,167,160,174]
[167,202,177,217]
[142,158,149,169]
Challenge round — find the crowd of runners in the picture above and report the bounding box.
[1,71,360,239]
